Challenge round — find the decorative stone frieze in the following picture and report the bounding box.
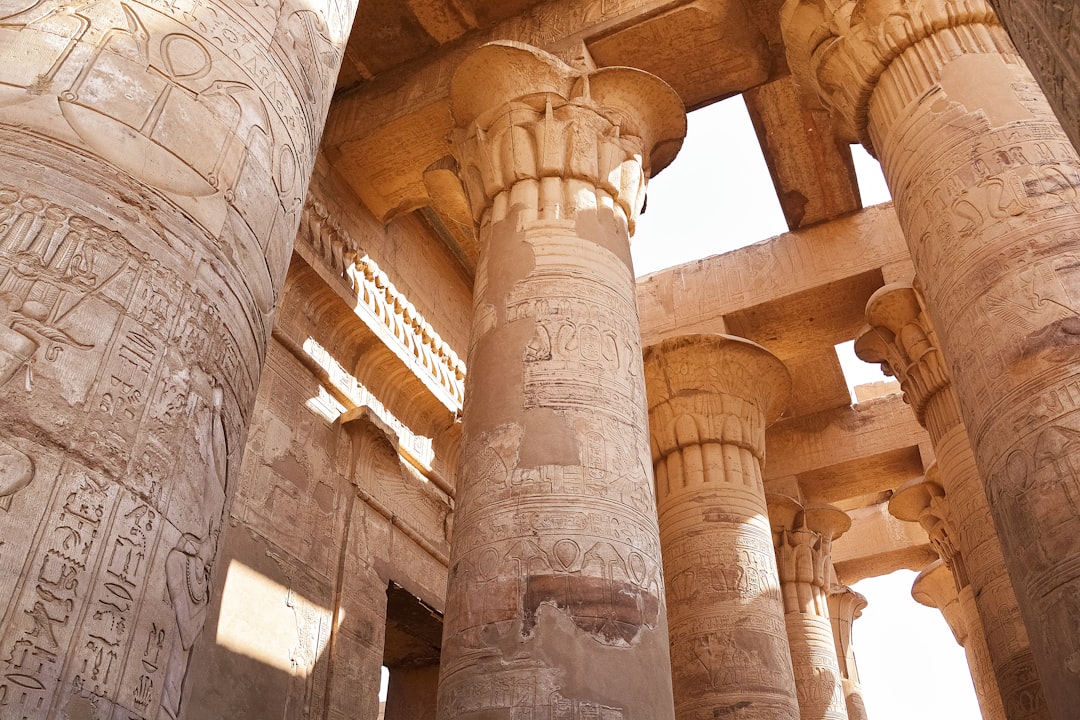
[436,41,685,720]
[645,333,799,720]
[769,495,851,720]
[858,281,1047,718]
[781,1,1080,709]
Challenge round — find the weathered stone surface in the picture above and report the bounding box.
[783,1,1080,713]
[0,0,356,714]
[436,41,685,720]
[645,333,799,720]
[768,496,851,720]
[858,280,1048,719]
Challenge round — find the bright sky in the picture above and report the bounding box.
[630,96,983,720]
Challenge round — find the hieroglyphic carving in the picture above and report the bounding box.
[645,334,799,720]
[782,1,1080,714]
[988,0,1080,153]
[859,280,1049,717]
[439,42,683,720]
[0,0,354,712]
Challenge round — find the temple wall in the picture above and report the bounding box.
[182,258,454,719]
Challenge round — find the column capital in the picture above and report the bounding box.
[644,333,791,462]
[779,0,1003,150]
[827,585,868,624]
[449,41,685,229]
[913,559,967,644]
[855,281,953,430]
[768,494,851,615]
[890,464,967,586]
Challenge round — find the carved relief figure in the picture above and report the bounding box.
[159,385,227,719]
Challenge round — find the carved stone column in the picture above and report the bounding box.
[0,0,354,717]
[644,334,800,720]
[782,2,1080,713]
[856,281,1047,718]
[768,497,851,720]
[827,585,868,720]
[912,559,1004,715]
[437,42,685,720]
[891,471,1007,720]
[985,1,1080,154]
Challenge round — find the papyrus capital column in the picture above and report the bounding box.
[827,586,869,720]
[892,471,1007,720]
[437,42,685,720]
[858,282,1048,718]
[768,496,851,720]
[0,0,356,716]
[781,2,1080,707]
[644,333,799,720]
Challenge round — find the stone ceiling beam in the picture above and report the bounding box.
[744,74,862,230]
[637,204,910,345]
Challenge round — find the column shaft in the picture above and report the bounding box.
[870,26,1080,717]
[782,2,1080,711]
[827,587,868,720]
[437,42,685,720]
[645,334,799,720]
[857,281,1047,718]
[770,499,850,720]
[913,560,1006,720]
[0,1,354,717]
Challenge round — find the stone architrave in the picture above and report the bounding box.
[826,585,869,720]
[782,2,1080,713]
[436,42,686,720]
[0,0,356,716]
[644,334,800,720]
[856,281,1047,718]
[768,496,851,720]
[891,471,1007,720]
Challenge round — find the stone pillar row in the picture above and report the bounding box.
[857,280,1047,719]
[0,0,356,717]
[435,42,686,720]
[783,1,1080,715]
[891,469,1008,720]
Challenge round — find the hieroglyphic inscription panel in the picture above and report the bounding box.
[0,0,356,711]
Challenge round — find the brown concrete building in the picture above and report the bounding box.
[0,0,1077,718]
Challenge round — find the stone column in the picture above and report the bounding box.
[768,496,851,720]
[644,334,800,720]
[827,585,868,720]
[782,2,1080,713]
[0,0,354,717]
[436,42,685,720]
[856,281,1047,718]
[984,1,1080,154]
[891,471,1007,720]
[912,559,1001,711]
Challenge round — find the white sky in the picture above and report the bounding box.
[630,96,982,720]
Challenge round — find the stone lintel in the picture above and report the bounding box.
[743,74,861,230]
